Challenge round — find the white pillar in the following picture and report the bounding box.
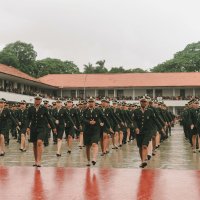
[132,88,135,100]
[153,89,155,99]
[94,89,97,98]
[114,89,116,98]
[76,89,78,98]
[173,106,176,115]
[173,88,176,96]
[60,88,63,98]
[193,88,196,98]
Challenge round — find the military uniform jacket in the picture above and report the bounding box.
[100,107,119,129]
[190,108,199,127]
[0,108,17,132]
[133,107,162,134]
[83,108,111,134]
[66,108,80,128]
[52,108,74,128]
[16,108,28,129]
[27,105,55,130]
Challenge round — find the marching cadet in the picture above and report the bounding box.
[148,100,165,157]
[100,98,118,156]
[82,97,113,166]
[117,102,126,147]
[0,98,18,156]
[27,95,56,167]
[16,100,28,152]
[77,101,85,149]
[189,99,199,153]
[111,100,124,149]
[121,102,133,144]
[133,96,163,168]
[43,100,51,147]
[64,99,80,153]
[10,104,18,139]
[51,101,57,144]
[51,99,75,156]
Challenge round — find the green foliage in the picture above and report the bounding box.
[151,41,200,72]
[36,58,79,77]
[1,41,37,74]
[0,51,20,68]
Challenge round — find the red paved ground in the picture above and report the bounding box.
[0,167,199,200]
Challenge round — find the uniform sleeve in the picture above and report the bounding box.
[99,109,111,128]
[44,107,55,129]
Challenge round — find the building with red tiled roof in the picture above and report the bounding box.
[39,72,200,88]
[0,63,200,114]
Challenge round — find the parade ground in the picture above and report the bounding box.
[0,125,200,200]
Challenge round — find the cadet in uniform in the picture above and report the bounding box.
[16,100,28,152]
[0,98,18,156]
[27,95,56,167]
[82,97,112,166]
[64,99,80,153]
[133,96,163,168]
[51,99,75,156]
[43,100,51,146]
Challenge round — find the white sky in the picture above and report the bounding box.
[0,0,200,71]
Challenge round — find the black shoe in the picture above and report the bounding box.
[44,143,49,147]
[101,153,105,156]
[86,163,91,167]
[92,161,96,166]
[37,165,41,167]
[56,153,61,157]
[152,152,156,156]
[33,164,37,167]
[19,148,24,152]
[147,155,151,160]
[67,150,71,154]
[23,149,27,152]
[119,144,122,147]
[106,151,109,154]
[139,162,147,168]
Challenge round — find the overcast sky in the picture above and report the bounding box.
[1,0,200,71]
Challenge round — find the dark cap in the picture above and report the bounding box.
[20,100,26,104]
[34,94,42,100]
[87,97,95,102]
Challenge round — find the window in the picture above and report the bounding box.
[78,90,84,98]
[180,89,185,98]
[155,89,162,97]
[117,90,124,98]
[108,90,114,97]
[71,90,76,98]
[146,89,153,98]
[98,90,105,97]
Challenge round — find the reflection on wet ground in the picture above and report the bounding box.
[0,125,198,169]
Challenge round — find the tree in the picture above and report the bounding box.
[83,63,95,73]
[1,41,37,74]
[126,68,147,73]
[151,41,200,72]
[0,51,20,68]
[95,60,108,73]
[109,66,126,73]
[36,58,79,77]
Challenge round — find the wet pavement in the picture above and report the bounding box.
[1,125,200,200]
[0,124,199,169]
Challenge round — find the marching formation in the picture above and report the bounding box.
[0,95,175,168]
